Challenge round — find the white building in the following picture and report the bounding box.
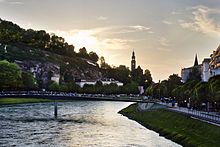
[181,54,201,83]
[75,78,123,88]
[181,45,220,82]
[201,58,211,82]
[51,74,60,84]
[209,46,220,78]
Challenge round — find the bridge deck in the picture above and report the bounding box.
[0,94,156,103]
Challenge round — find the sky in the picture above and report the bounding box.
[0,0,220,82]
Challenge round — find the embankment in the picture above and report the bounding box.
[119,103,220,147]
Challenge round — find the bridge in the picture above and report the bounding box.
[0,91,157,118]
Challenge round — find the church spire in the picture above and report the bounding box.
[194,54,198,66]
[131,49,136,72]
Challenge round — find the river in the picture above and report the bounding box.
[0,101,181,147]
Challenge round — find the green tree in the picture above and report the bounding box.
[46,80,59,91]
[0,60,23,90]
[166,74,182,97]
[143,69,153,89]
[187,67,201,82]
[100,56,111,69]
[78,47,89,59]
[89,51,99,62]
[122,81,139,94]
[22,71,38,90]
[131,66,144,85]
[208,75,220,102]
[192,82,208,107]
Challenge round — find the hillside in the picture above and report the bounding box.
[0,18,140,91]
[0,43,102,88]
[0,18,107,88]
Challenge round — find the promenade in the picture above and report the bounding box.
[159,102,220,126]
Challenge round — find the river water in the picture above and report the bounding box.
[0,101,181,147]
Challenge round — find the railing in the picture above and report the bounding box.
[161,103,220,125]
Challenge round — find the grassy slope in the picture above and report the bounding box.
[119,103,220,147]
[0,98,70,105]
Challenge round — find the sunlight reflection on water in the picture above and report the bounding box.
[0,101,181,147]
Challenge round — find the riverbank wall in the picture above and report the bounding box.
[118,103,220,147]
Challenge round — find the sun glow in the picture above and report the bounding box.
[64,30,101,52]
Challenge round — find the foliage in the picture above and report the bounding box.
[107,65,131,84]
[0,18,101,60]
[208,75,220,101]
[171,76,220,108]
[99,56,111,69]
[192,82,209,105]
[143,69,153,89]
[46,80,59,91]
[88,51,99,62]
[0,60,23,90]
[145,83,167,99]
[22,71,38,90]
[186,67,201,82]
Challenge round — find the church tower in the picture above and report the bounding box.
[131,50,136,72]
[194,54,198,66]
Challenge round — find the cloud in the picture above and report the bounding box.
[0,0,24,4]
[129,25,151,31]
[49,24,152,53]
[97,16,107,21]
[159,37,170,47]
[49,28,134,52]
[179,5,220,36]
[162,20,173,25]
[156,37,171,52]
[108,25,152,34]
[9,1,24,5]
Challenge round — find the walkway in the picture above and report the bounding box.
[159,102,220,126]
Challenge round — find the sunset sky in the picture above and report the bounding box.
[0,0,220,82]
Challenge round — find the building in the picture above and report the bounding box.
[209,46,220,77]
[181,45,220,82]
[75,78,123,88]
[131,50,136,72]
[51,74,60,84]
[181,54,201,83]
[201,58,211,82]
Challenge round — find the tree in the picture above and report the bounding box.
[143,69,153,89]
[66,45,75,55]
[122,81,139,94]
[100,56,111,69]
[187,67,201,82]
[208,75,220,102]
[166,74,182,97]
[89,51,99,62]
[22,71,38,90]
[0,60,23,90]
[78,47,89,59]
[104,83,119,94]
[46,80,59,91]
[131,66,144,85]
[108,65,130,84]
[192,82,208,106]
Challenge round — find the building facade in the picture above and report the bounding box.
[181,54,201,83]
[75,78,123,88]
[181,45,220,82]
[209,46,220,78]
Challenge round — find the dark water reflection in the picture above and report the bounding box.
[0,101,181,147]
